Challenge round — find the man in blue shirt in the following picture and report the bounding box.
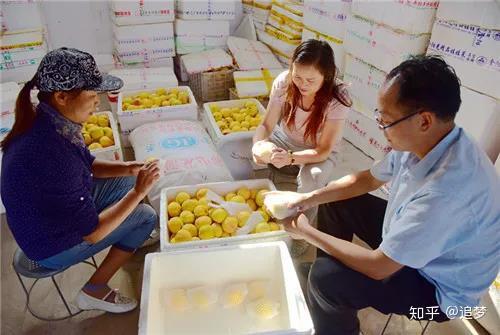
[284,55,500,334]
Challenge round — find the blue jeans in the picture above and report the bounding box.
[38,176,157,270]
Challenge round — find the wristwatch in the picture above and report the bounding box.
[287,150,295,165]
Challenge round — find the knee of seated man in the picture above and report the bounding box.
[309,257,357,301]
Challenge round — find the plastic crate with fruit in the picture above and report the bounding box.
[82,111,123,161]
[160,179,290,251]
[138,242,314,335]
[117,86,198,132]
[202,99,266,179]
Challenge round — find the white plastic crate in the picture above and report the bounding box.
[87,111,124,161]
[139,241,313,335]
[202,98,266,179]
[160,179,289,251]
[116,86,198,132]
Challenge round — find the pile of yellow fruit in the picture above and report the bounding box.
[167,186,282,243]
[122,87,190,111]
[82,114,115,151]
[209,101,262,135]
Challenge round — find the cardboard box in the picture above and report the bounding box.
[344,14,430,73]
[139,242,313,334]
[175,19,230,55]
[110,0,175,26]
[427,19,500,100]
[176,0,236,20]
[303,0,351,40]
[113,22,175,64]
[227,36,283,71]
[344,108,391,161]
[343,53,387,119]
[455,86,500,161]
[351,0,438,34]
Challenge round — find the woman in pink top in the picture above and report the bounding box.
[252,40,351,256]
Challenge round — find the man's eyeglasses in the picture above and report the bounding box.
[373,109,422,130]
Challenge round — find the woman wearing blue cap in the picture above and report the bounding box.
[1,48,159,313]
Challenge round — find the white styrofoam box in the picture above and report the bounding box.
[109,66,178,92]
[234,69,283,98]
[174,19,230,55]
[343,53,387,119]
[0,82,20,135]
[160,179,289,251]
[436,0,500,30]
[0,0,43,33]
[234,14,258,41]
[254,17,266,32]
[267,1,304,40]
[256,25,300,61]
[174,55,189,82]
[119,128,133,148]
[302,0,351,40]
[110,0,175,26]
[351,0,438,35]
[181,48,233,75]
[116,56,174,70]
[427,19,500,100]
[176,0,236,21]
[301,26,346,75]
[117,86,197,132]
[455,86,500,162]
[344,14,431,73]
[202,99,266,179]
[243,0,272,22]
[113,22,175,64]
[88,111,124,161]
[107,66,178,114]
[344,108,391,160]
[94,53,119,74]
[227,36,283,71]
[139,242,313,334]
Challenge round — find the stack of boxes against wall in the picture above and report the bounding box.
[342,0,438,161]
[255,0,304,67]
[242,0,272,34]
[174,0,235,97]
[108,0,177,148]
[427,1,500,162]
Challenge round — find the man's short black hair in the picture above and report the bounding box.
[386,55,461,121]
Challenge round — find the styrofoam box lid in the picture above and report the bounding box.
[181,48,233,74]
[108,67,178,92]
[160,179,289,251]
[0,30,44,49]
[87,111,122,155]
[202,98,267,146]
[139,241,314,335]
